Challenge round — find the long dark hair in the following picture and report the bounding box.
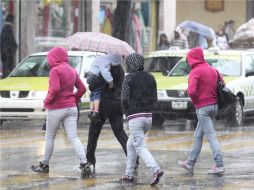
[159,33,170,46]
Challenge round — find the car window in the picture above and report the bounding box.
[208,59,241,76]
[11,56,48,77]
[245,55,254,72]
[169,58,241,76]
[169,60,190,76]
[68,56,83,74]
[10,55,83,77]
[144,56,182,75]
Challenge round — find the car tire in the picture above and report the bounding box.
[77,103,81,126]
[226,97,244,127]
[42,122,46,130]
[190,119,198,129]
[152,114,165,128]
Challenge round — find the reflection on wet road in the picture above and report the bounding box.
[0,119,254,189]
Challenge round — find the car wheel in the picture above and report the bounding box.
[152,114,165,128]
[190,119,198,129]
[77,103,81,126]
[226,97,244,127]
[42,122,46,130]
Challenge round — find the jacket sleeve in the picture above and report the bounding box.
[44,69,60,106]
[74,72,86,103]
[121,74,131,114]
[99,62,113,84]
[150,76,158,104]
[187,71,199,102]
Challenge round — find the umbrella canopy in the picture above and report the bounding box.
[229,18,254,44]
[179,20,216,39]
[65,32,135,56]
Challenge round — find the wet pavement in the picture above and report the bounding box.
[0,118,254,190]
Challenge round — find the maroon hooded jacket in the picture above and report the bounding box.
[44,47,86,110]
[186,47,223,109]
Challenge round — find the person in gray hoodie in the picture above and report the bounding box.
[87,54,123,120]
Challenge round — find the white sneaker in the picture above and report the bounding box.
[208,166,225,174]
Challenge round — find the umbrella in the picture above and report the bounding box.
[178,20,216,39]
[65,32,135,56]
[229,18,254,44]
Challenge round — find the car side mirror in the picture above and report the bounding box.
[245,70,254,77]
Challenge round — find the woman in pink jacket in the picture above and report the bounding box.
[177,47,225,174]
[31,47,91,176]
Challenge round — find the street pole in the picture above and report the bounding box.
[18,0,21,62]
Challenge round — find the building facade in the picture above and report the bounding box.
[0,0,253,64]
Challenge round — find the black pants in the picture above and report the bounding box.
[86,99,128,165]
[1,54,14,79]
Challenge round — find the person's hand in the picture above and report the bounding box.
[109,84,114,89]
[108,81,114,89]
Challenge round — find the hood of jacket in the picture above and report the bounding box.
[104,54,123,66]
[94,54,123,66]
[186,47,206,69]
[126,53,144,73]
[47,47,68,68]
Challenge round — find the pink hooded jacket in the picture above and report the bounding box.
[44,47,86,110]
[186,47,222,109]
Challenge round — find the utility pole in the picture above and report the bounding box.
[78,0,99,32]
[20,0,37,60]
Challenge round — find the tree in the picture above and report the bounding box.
[112,0,131,41]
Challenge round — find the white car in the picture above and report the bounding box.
[0,51,104,125]
[152,49,254,127]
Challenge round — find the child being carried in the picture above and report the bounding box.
[87,54,124,120]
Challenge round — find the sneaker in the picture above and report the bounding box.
[80,162,92,178]
[151,170,164,186]
[31,162,49,173]
[177,160,193,172]
[119,175,135,183]
[208,165,225,174]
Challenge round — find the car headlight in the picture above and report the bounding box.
[29,91,47,99]
[31,91,37,98]
[157,90,167,97]
[178,90,187,97]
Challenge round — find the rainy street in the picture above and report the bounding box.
[0,117,254,190]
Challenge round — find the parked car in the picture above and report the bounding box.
[144,48,187,75]
[0,51,104,126]
[152,49,254,127]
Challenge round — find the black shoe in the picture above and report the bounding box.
[151,170,164,186]
[80,162,92,178]
[31,162,49,173]
[120,175,135,183]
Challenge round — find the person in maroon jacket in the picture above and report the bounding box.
[177,47,225,174]
[31,47,91,176]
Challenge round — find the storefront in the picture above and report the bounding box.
[99,0,158,54]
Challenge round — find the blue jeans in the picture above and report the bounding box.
[187,104,224,168]
[126,117,160,177]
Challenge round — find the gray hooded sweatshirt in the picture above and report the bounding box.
[89,54,123,84]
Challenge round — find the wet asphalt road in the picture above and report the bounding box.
[0,117,254,190]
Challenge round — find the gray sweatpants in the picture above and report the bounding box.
[42,107,86,165]
[126,117,160,177]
